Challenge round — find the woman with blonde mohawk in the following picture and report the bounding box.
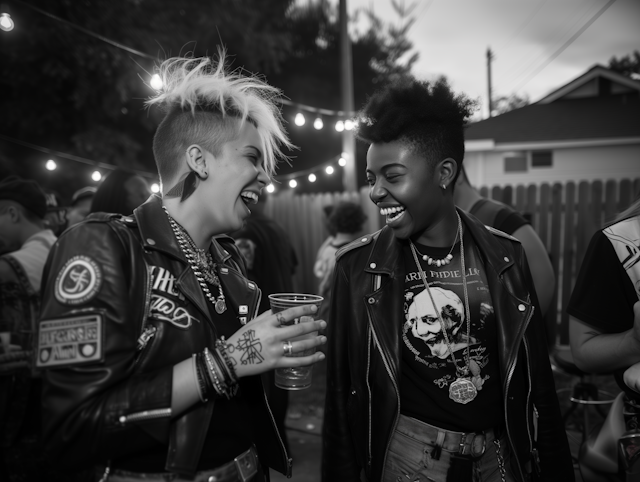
[37,54,326,481]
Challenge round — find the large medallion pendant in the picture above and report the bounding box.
[449,378,477,404]
[215,298,227,314]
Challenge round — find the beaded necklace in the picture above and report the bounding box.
[411,223,459,267]
[163,207,227,314]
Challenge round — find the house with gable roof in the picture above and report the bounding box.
[463,65,640,188]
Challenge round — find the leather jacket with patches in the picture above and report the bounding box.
[37,196,291,477]
[321,209,573,482]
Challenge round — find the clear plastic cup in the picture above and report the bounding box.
[268,293,323,390]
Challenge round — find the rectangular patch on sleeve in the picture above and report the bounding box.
[36,313,104,369]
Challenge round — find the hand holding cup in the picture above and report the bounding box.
[219,303,326,380]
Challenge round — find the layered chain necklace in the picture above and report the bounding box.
[163,207,227,314]
[409,212,476,404]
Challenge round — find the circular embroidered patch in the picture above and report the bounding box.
[55,255,103,305]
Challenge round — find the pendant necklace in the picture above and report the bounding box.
[163,207,227,314]
[409,212,476,404]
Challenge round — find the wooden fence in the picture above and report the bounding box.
[265,178,640,345]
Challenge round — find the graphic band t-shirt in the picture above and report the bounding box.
[400,232,502,431]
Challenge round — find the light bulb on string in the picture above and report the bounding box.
[313,117,323,130]
[344,119,355,131]
[308,173,316,183]
[266,183,275,193]
[150,74,163,90]
[338,157,347,167]
[0,13,14,32]
[289,179,297,188]
[335,120,345,132]
[91,171,102,182]
[45,159,57,171]
[294,113,305,127]
[151,183,160,193]
[325,166,334,175]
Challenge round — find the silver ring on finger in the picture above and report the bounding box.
[283,340,293,356]
[276,312,285,325]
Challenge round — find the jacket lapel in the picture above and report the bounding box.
[459,209,533,377]
[134,196,211,320]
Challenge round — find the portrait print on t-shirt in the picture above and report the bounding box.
[401,236,502,430]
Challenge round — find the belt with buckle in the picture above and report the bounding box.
[101,446,259,482]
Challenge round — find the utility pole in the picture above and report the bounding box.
[339,0,357,192]
[486,47,494,118]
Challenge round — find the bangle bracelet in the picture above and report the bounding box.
[215,338,238,383]
[192,354,208,403]
[203,348,224,398]
[196,353,214,399]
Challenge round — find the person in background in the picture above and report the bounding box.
[454,168,556,341]
[569,196,640,399]
[315,204,336,267]
[37,54,325,482]
[0,176,59,481]
[90,169,151,216]
[65,186,96,227]
[313,200,367,324]
[232,193,299,451]
[322,78,572,482]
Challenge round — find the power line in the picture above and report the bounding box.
[500,0,597,90]
[13,0,354,117]
[512,0,616,92]
[14,0,155,60]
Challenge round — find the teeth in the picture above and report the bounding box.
[379,206,405,216]
[240,191,258,205]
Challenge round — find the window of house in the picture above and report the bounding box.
[504,155,527,172]
[531,150,553,167]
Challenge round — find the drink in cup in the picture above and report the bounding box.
[268,293,323,390]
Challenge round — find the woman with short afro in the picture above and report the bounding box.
[321,77,573,482]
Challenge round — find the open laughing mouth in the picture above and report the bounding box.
[240,191,258,207]
[380,205,406,223]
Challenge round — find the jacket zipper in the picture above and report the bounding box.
[118,408,172,425]
[134,264,154,366]
[366,327,373,467]
[524,338,541,475]
[503,306,534,481]
[368,311,400,478]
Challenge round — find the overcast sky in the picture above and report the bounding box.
[344,0,639,118]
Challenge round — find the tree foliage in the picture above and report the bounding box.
[0,0,418,196]
[492,93,530,116]
[608,50,640,78]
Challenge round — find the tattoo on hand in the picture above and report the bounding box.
[235,330,264,365]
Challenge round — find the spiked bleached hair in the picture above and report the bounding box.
[147,53,293,186]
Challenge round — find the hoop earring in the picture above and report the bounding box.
[197,171,208,180]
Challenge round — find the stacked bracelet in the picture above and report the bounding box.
[215,337,238,384]
[194,347,239,401]
[192,354,208,403]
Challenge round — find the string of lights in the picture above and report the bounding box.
[0,132,349,194]
[3,2,357,124]
[0,2,356,191]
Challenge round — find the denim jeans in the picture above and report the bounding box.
[382,414,516,482]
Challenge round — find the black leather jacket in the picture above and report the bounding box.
[322,209,573,482]
[38,196,291,476]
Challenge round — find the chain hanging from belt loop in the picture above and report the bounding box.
[493,438,507,482]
